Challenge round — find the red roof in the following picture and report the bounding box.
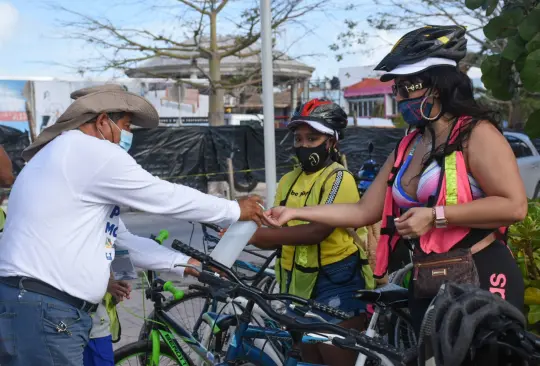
[344,78,392,98]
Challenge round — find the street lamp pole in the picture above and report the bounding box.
[260,0,276,207]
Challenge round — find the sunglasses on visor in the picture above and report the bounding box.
[392,82,425,99]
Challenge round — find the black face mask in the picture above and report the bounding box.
[294,140,330,173]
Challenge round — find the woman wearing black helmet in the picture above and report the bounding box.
[267,25,526,335]
[246,98,371,364]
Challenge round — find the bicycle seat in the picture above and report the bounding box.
[202,312,238,334]
[355,283,409,306]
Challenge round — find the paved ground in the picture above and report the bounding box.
[114,212,272,351]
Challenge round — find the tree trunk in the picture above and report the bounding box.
[237,91,248,114]
[208,11,224,126]
[508,96,524,130]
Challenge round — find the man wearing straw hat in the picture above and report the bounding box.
[0,84,269,366]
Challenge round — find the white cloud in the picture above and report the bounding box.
[0,2,18,47]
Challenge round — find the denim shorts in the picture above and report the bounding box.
[83,335,114,366]
[286,253,366,323]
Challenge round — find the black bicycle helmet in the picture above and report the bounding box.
[375,25,467,81]
[418,283,527,366]
[289,98,348,139]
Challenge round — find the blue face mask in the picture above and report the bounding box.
[109,119,133,152]
[397,94,434,127]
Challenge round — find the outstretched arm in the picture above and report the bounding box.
[249,223,334,250]
[268,153,395,228]
[115,219,199,277]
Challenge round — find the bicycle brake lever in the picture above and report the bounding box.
[173,263,203,273]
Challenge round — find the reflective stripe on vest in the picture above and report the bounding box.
[445,152,458,205]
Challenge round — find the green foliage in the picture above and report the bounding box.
[392,114,407,128]
[481,55,515,100]
[525,109,540,137]
[467,0,540,137]
[508,199,540,330]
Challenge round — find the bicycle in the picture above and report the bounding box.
[139,227,413,365]
[115,242,403,366]
[138,227,280,363]
[355,264,416,366]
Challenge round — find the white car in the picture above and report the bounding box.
[504,132,540,198]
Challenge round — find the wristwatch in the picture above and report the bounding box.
[433,206,448,229]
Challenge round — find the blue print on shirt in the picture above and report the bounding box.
[110,206,121,219]
[105,205,121,261]
[105,222,118,237]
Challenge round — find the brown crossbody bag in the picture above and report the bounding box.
[411,247,480,299]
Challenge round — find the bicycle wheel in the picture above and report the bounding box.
[138,288,217,362]
[377,308,416,351]
[115,340,195,365]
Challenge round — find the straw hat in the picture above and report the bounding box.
[22,84,159,161]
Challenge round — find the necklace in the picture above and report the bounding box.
[421,124,451,148]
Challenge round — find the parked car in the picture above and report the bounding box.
[504,132,540,198]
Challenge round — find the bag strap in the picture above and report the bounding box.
[317,167,350,205]
[346,227,368,253]
[317,167,370,267]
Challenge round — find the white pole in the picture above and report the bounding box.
[260,0,276,207]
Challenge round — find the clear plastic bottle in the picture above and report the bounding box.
[209,221,258,267]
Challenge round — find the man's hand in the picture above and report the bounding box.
[237,195,278,227]
[107,279,132,303]
[184,257,202,277]
[184,257,227,278]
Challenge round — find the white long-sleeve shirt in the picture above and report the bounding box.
[115,219,190,275]
[0,130,239,303]
[90,220,190,339]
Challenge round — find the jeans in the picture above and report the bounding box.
[0,282,92,366]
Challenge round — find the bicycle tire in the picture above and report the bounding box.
[114,340,195,365]
[138,290,211,341]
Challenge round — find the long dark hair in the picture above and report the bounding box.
[408,66,500,167]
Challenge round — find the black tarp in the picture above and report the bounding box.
[130,126,407,193]
[0,126,30,174]
[3,124,539,194]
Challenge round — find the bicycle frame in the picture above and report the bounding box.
[356,263,414,366]
[234,259,276,277]
[148,305,333,366]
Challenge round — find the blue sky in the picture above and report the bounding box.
[0,0,484,132]
[0,0,395,80]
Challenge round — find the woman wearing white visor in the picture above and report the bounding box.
[267,25,526,336]
[243,98,373,365]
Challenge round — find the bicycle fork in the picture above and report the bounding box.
[355,308,380,366]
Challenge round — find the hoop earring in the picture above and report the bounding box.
[420,96,442,121]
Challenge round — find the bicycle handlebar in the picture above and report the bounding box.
[154,230,169,245]
[163,281,184,300]
[199,222,222,233]
[195,270,402,363]
[172,240,352,321]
